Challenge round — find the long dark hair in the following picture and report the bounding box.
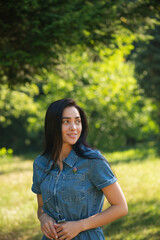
[42,98,91,163]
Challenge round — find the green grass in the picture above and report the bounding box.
[103,142,160,239]
[0,143,160,240]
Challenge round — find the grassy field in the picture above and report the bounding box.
[0,142,160,240]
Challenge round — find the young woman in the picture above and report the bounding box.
[31,98,128,240]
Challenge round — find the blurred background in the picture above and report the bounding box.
[0,1,160,239]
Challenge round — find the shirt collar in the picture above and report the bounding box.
[63,149,78,167]
[45,149,78,172]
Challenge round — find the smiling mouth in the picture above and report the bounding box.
[67,134,77,138]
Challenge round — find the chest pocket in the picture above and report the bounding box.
[62,174,85,202]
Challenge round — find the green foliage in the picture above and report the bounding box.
[0,147,13,160]
[0,84,41,151]
[133,23,160,102]
[31,46,157,151]
[40,45,157,150]
[131,20,160,151]
[0,0,159,86]
[0,35,158,152]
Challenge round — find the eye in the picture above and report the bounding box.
[63,120,69,124]
[75,119,81,124]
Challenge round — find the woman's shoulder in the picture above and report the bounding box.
[80,145,105,160]
[33,154,49,170]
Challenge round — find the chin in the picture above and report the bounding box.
[63,136,80,146]
[68,140,78,145]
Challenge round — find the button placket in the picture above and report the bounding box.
[54,169,62,218]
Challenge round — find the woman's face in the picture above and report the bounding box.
[62,106,82,147]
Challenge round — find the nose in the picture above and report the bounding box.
[70,122,76,130]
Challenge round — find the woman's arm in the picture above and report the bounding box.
[37,194,58,240]
[54,182,128,240]
[79,181,128,230]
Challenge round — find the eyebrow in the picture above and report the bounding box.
[62,116,81,119]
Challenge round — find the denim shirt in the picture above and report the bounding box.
[31,147,117,240]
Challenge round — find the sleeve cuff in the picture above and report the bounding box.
[31,185,41,194]
[96,176,117,190]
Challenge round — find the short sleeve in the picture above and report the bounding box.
[31,160,42,194]
[88,157,117,190]
[31,154,49,194]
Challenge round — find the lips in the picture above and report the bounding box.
[67,134,77,138]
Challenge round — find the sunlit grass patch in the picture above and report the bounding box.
[0,157,42,240]
[103,143,160,239]
[0,143,160,239]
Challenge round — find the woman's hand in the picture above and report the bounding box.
[39,213,58,240]
[54,221,81,240]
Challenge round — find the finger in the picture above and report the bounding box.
[57,230,64,238]
[43,229,55,240]
[58,235,67,240]
[43,225,55,239]
[42,225,50,236]
[53,223,61,229]
[54,224,63,233]
[48,221,58,238]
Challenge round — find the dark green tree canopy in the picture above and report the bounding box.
[133,24,160,101]
[131,20,160,151]
[0,0,159,86]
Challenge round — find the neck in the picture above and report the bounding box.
[59,144,72,162]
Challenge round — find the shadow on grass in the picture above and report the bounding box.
[106,142,157,166]
[0,166,32,175]
[0,213,43,240]
[103,199,160,239]
[0,231,42,240]
[0,152,39,175]
[16,151,40,161]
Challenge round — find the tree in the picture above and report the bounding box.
[132,22,160,150]
[0,0,159,86]
[0,83,40,151]
[0,42,157,152]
